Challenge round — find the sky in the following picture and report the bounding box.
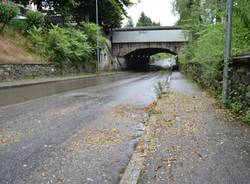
[123,0,179,26]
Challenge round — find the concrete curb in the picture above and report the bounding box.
[119,152,145,184]
[119,73,172,184]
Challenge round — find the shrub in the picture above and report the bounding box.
[9,19,27,33]
[230,101,243,114]
[63,28,93,67]
[28,26,93,68]
[25,10,44,30]
[0,3,18,33]
[80,22,107,49]
[28,26,45,53]
[245,110,250,124]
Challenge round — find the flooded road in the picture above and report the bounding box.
[0,72,168,184]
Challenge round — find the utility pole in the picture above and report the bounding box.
[222,0,233,107]
[96,0,100,73]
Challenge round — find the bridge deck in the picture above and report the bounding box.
[112,27,188,43]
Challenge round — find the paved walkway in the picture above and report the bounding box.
[138,72,250,184]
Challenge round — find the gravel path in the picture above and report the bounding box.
[138,72,250,184]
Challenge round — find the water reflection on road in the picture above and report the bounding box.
[0,72,169,184]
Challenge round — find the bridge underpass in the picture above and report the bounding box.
[125,48,177,71]
[111,26,188,71]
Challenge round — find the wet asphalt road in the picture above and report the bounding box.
[0,72,168,184]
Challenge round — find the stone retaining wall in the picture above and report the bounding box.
[0,64,79,82]
[230,58,250,87]
[179,57,250,123]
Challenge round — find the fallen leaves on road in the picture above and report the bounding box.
[111,105,129,118]
[134,92,208,169]
[111,105,149,123]
[136,142,157,157]
[0,131,19,147]
[71,128,132,150]
[144,101,158,112]
[136,87,250,183]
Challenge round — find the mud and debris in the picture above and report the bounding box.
[111,105,149,123]
[71,128,132,150]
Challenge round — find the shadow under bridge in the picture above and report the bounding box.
[125,48,177,71]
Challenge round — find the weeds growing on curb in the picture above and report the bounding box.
[154,79,170,99]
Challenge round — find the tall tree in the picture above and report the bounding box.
[136,12,160,27]
[73,0,134,31]
[13,0,135,30]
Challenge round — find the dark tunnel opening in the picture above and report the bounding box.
[124,48,178,71]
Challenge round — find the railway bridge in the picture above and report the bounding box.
[111,26,188,70]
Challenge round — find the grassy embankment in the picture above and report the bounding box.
[0,26,43,64]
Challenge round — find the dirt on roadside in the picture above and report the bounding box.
[137,78,250,184]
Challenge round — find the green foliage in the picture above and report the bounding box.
[192,24,224,63]
[25,10,45,30]
[136,12,160,27]
[232,16,250,54]
[80,22,107,49]
[28,26,45,53]
[46,26,92,65]
[9,19,27,33]
[174,0,250,123]
[245,110,250,124]
[246,86,250,100]
[28,26,93,67]
[79,22,107,60]
[230,101,243,114]
[14,0,134,30]
[148,108,162,116]
[0,3,18,33]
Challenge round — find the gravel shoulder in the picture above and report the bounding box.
[136,72,250,184]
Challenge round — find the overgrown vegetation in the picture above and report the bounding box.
[27,23,107,70]
[173,0,250,123]
[25,10,45,31]
[1,0,135,67]
[0,2,107,70]
[0,3,18,33]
